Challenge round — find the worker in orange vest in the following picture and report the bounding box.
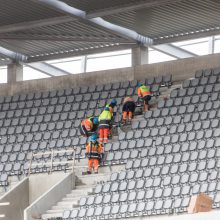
[85,134,104,174]
[137,83,152,112]
[80,117,99,137]
[122,96,136,124]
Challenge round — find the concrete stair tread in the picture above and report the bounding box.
[57,200,78,205]
[75,184,96,189]
[52,204,73,209]
[46,209,65,214]
[62,196,82,201]
[42,212,63,219]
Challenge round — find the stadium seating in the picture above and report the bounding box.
[0,75,171,194]
[58,67,220,219]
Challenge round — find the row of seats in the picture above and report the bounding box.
[147,101,220,118]
[106,137,219,154]
[0,98,122,114]
[195,67,220,78]
[0,122,78,135]
[183,76,220,88]
[160,93,219,108]
[63,195,190,219]
[0,75,172,104]
[170,85,220,98]
[134,112,220,130]
[63,193,220,219]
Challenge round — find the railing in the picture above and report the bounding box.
[28,147,80,176]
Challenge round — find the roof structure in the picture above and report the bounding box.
[0,0,219,64]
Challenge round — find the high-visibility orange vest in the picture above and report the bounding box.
[81,118,93,131]
[86,141,103,158]
[138,85,151,97]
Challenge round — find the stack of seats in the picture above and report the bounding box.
[0,74,171,191]
[61,67,220,220]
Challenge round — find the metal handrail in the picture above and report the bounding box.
[28,147,78,175]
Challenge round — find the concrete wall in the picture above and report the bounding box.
[29,172,69,203]
[24,172,74,220]
[1,53,220,96]
[0,178,29,220]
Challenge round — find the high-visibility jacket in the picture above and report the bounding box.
[81,117,93,131]
[138,85,151,97]
[99,109,112,121]
[105,104,114,114]
[123,97,135,104]
[86,141,103,159]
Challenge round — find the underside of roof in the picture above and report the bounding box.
[0,0,219,63]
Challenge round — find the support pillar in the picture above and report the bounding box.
[7,63,23,83]
[132,46,149,67]
[208,36,214,54]
[81,56,87,73]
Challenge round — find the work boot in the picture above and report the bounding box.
[121,120,126,125]
[87,171,91,175]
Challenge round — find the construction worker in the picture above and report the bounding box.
[122,96,136,124]
[98,106,112,143]
[137,83,152,112]
[80,117,99,137]
[86,134,104,174]
[106,98,117,115]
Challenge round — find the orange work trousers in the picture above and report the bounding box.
[99,128,109,143]
[122,111,133,121]
[87,158,99,172]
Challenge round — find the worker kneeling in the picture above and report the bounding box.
[137,83,152,112]
[122,96,136,124]
[98,107,112,143]
[86,134,104,174]
[80,116,99,137]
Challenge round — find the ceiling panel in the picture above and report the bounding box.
[103,0,220,40]
[0,0,64,26]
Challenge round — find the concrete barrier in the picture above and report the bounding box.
[24,172,74,220]
[1,53,220,96]
[0,178,29,220]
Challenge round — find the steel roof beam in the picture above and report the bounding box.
[26,62,71,76]
[0,46,27,62]
[32,0,153,45]
[0,16,74,34]
[87,0,184,19]
[151,43,197,59]
[0,34,133,43]
[27,44,134,63]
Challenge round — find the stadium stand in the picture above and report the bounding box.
[37,67,220,220]
[0,74,172,198]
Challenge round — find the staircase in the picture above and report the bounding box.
[41,171,112,220]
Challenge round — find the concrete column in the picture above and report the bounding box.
[208,36,215,54]
[7,63,23,83]
[132,46,149,66]
[81,55,87,73]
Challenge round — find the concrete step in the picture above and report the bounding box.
[58,200,78,206]
[75,184,96,189]
[66,190,92,197]
[62,196,82,201]
[41,212,63,219]
[46,209,64,214]
[75,173,111,185]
